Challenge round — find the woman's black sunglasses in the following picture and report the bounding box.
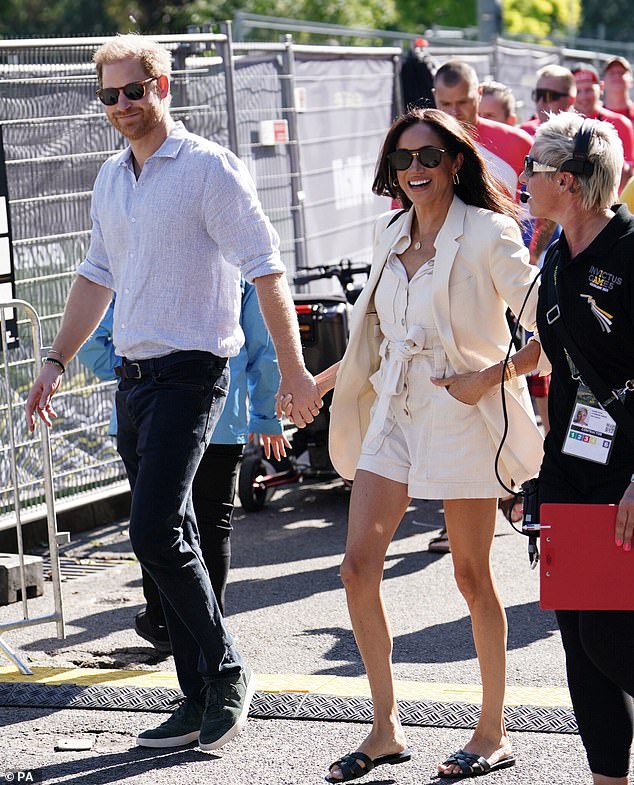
[96,76,159,106]
[387,146,447,171]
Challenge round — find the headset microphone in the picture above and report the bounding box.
[519,191,530,204]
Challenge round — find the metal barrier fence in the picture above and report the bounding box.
[0,29,625,528]
[0,32,400,527]
[0,300,65,672]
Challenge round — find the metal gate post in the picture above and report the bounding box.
[281,34,309,273]
[218,20,240,156]
[0,299,65,674]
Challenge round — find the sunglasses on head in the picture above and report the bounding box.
[523,155,559,177]
[96,76,159,106]
[387,146,447,171]
[531,87,569,103]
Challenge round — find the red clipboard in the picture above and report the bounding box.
[540,503,634,610]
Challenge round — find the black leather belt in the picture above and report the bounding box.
[114,350,223,381]
[114,362,141,380]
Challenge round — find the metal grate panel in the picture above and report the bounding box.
[0,682,578,734]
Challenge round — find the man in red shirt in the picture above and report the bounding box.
[479,80,517,125]
[602,56,634,124]
[433,59,532,198]
[572,62,634,189]
[520,64,576,137]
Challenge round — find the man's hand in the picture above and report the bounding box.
[275,371,322,428]
[615,481,634,551]
[25,363,64,431]
[430,369,491,406]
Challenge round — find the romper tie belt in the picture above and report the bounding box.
[371,325,446,427]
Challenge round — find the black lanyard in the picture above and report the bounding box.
[542,243,634,445]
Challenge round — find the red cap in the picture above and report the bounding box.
[571,63,600,84]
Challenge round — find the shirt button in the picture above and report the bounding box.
[124,288,130,294]
[131,218,136,223]
[121,323,126,329]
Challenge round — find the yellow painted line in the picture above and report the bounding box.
[0,666,571,708]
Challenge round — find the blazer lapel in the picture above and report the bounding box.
[432,196,466,359]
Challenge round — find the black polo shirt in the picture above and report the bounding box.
[536,204,634,497]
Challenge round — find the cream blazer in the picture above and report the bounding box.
[329,195,546,485]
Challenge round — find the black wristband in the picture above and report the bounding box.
[44,357,65,374]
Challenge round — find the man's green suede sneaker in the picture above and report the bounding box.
[136,697,203,748]
[198,664,255,752]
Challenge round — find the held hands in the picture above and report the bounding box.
[275,370,323,428]
[25,364,63,432]
[430,369,490,406]
[615,482,634,551]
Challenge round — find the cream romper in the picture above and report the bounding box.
[356,251,501,500]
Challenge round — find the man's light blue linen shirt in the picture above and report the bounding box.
[77,122,285,361]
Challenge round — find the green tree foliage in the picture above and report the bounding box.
[0,0,397,37]
[502,0,581,39]
[394,0,476,32]
[580,0,634,43]
[0,0,118,36]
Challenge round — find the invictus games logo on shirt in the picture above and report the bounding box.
[580,293,613,333]
[588,265,623,292]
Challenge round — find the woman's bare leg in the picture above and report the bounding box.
[438,497,513,777]
[327,470,411,781]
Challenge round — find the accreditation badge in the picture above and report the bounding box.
[562,384,617,465]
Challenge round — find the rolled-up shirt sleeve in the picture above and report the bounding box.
[77,169,115,290]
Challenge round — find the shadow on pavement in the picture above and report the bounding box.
[34,745,220,785]
[311,601,558,675]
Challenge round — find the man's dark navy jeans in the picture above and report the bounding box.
[115,350,243,699]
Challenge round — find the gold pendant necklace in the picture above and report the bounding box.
[414,240,421,250]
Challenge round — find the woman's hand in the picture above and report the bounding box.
[431,370,492,406]
[615,482,634,551]
[275,392,294,419]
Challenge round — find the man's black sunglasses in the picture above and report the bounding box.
[532,87,569,103]
[387,146,447,171]
[96,76,159,106]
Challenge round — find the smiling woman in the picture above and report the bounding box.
[312,107,544,782]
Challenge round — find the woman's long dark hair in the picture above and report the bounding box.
[372,107,519,222]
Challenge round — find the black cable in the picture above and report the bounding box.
[494,268,543,535]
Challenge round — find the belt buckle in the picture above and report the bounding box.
[126,362,142,380]
[115,362,141,380]
[546,305,560,325]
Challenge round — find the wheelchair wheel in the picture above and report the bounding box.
[238,454,275,511]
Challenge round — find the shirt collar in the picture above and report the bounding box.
[559,203,631,264]
[390,207,415,254]
[116,121,188,168]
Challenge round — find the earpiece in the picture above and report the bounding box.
[560,118,596,177]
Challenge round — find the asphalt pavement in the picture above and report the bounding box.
[0,479,618,785]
